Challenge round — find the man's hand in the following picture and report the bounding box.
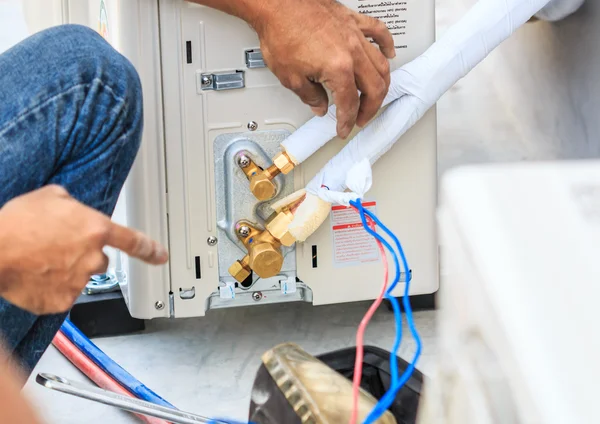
[0,185,168,315]
[192,0,395,139]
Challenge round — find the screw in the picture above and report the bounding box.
[201,75,212,87]
[252,291,263,301]
[155,301,165,310]
[207,236,218,246]
[238,226,251,237]
[237,154,251,168]
[247,121,258,131]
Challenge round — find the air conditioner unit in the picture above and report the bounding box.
[10,0,439,319]
[421,160,600,423]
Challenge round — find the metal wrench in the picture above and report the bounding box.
[36,373,232,424]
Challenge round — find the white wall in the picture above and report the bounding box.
[437,0,598,174]
[0,0,31,53]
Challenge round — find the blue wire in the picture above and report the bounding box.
[60,319,175,408]
[363,204,422,422]
[349,200,403,390]
[350,200,422,424]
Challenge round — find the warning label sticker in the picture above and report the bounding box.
[331,201,380,268]
[342,0,410,50]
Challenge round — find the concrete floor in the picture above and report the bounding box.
[26,305,437,423]
[14,0,600,422]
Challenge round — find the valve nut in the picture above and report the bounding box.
[273,152,295,174]
[266,211,295,247]
[228,259,251,283]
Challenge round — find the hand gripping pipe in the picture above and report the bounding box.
[270,0,584,243]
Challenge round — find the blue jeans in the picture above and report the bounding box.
[0,25,143,374]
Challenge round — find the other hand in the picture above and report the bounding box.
[0,185,168,314]
[251,0,395,138]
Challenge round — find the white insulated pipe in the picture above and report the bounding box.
[279,0,585,241]
[535,0,585,21]
[281,73,407,165]
[282,0,585,168]
[305,0,569,201]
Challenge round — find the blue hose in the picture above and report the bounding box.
[60,320,251,424]
[60,319,175,408]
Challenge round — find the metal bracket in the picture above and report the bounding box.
[168,292,174,318]
[84,273,119,295]
[245,49,266,69]
[198,70,245,92]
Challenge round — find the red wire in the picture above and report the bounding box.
[52,332,169,424]
[349,207,389,424]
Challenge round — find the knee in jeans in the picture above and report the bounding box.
[36,25,143,125]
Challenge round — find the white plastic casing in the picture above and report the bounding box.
[421,160,600,423]
[158,0,438,318]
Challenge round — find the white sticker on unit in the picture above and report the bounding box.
[330,201,380,268]
[281,278,297,295]
[219,282,235,299]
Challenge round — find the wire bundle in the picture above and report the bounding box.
[348,199,422,424]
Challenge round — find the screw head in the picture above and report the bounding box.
[207,236,218,246]
[238,226,251,237]
[252,291,263,301]
[247,121,258,131]
[155,301,165,310]
[237,154,251,168]
[201,75,211,86]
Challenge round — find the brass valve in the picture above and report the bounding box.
[229,222,283,281]
[228,209,297,282]
[238,152,295,201]
[250,165,279,201]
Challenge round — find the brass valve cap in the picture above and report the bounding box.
[228,259,251,283]
[249,242,284,278]
[249,174,277,201]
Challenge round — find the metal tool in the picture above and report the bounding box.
[36,373,227,424]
